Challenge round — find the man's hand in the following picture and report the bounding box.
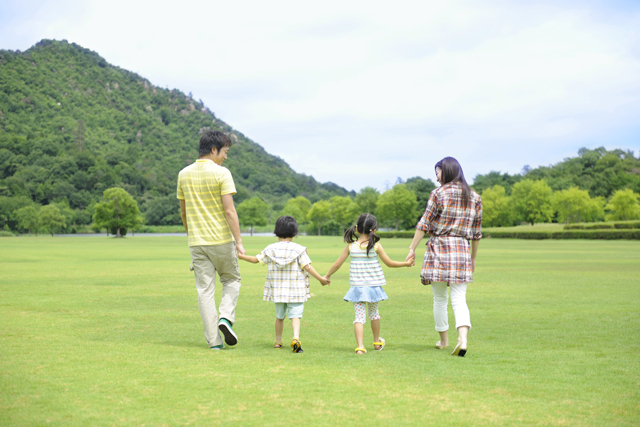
[236,242,246,256]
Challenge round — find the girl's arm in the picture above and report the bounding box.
[324,245,350,278]
[238,254,259,264]
[304,264,330,286]
[376,244,412,268]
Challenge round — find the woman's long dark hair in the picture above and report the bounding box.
[436,157,471,208]
[343,213,381,255]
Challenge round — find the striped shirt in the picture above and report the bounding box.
[256,241,312,303]
[176,159,236,247]
[348,242,386,287]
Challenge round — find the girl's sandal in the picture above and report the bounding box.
[373,337,386,351]
[274,341,283,349]
[355,347,367,355]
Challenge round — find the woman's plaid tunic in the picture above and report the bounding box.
[416,183,482,284]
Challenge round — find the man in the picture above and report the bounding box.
[177,130,245,350]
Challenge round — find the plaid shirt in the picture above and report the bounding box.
[417,183,482,284]
[256,241,312,303]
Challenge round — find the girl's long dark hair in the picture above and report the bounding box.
[343,213,381,255]
[436,157,471,208]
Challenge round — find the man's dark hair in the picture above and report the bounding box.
[274,216,298,238]
[199,131,233,157]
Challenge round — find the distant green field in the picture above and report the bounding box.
[1,236,639,426]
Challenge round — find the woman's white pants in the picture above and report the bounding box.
[431,282,471,332]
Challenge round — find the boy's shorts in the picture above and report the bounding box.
[275,302,304,320]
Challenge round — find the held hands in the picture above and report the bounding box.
[319,276,331,286]
[405,248,416,267]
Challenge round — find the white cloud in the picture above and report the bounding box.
[2,0,639,191]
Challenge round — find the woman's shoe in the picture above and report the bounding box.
[373,338,385,351]
[435,341,449,350]
[450,342,467,357]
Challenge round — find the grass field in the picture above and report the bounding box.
[1,236,639,426]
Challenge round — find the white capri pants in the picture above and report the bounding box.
[431,282,471,332]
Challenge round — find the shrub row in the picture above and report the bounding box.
[564,222,640,230]
[377,231,416,238]
[484,230,640,240]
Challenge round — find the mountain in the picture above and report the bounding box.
[0,39,353,227]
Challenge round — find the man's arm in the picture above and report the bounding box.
[221,194,245,255]
[179,199,188,235]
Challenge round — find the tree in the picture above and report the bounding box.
[330,196,358,234]
[605,189,640,221]
[237,196,269,236]
[511,179,554,225]
[39,204,66,236]
[280,196,312,225]
[405,177,436,212]
[13,205,40,235]
[377,184,419,231]
[308,200,332,236]
[93,187,143,238]
[481,185,515,227]
[553,187,604,223]
[354,187,379,215]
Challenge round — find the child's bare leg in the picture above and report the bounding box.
[291,317,301,340]
[371,319,381,347]
[275,318,284,342]
[354,322,365,350]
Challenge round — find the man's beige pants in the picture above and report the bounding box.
[189,242,241,347]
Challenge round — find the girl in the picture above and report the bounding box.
[324,213,412,354]
[406,157,482,357]
[239,216,329,353]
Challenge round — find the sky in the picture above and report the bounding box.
[2,0,640,192]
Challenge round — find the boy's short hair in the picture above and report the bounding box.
[274,216,298,238]
[199,130,233,157]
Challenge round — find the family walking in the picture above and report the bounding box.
[177,130,482,356]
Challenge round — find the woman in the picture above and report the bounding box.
[406,157,482,357]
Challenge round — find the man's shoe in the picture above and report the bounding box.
[218,318,238,346]
[210,344,225,350]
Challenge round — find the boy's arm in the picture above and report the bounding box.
[304,264,330,286]
[376,244,412,268]
[238,253,260,264]
[325,245,350,278]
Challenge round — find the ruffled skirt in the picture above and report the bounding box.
[343,286,388,303]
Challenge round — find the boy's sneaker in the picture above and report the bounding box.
[291,338,303,353]
[218,318,238,346]
[210,344,225,350]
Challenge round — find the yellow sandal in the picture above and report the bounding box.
[355,347,367,354]
[274,341,283,348]
[373,337,386,351]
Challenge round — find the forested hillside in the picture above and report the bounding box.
[0,39,352,228]
[472,147,640,197]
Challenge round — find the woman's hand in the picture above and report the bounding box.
[405,248,416,266]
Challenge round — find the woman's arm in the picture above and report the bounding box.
[470,240,479,272]
[324,245,350,278]
[406,229,426,265]
[238,254,259,264]
[377,244,412,268]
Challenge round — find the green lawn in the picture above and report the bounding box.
[1,236,639,426]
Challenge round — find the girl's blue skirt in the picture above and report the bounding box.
[343,286,388,303]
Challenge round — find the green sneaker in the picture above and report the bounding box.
[218,318,238,346]
[210,344,225,350]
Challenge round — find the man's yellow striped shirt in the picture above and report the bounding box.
[177,159,236,247]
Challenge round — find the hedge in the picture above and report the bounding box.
[377,231,416,238]
[564,222,640,230]
[484,230,640,240]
